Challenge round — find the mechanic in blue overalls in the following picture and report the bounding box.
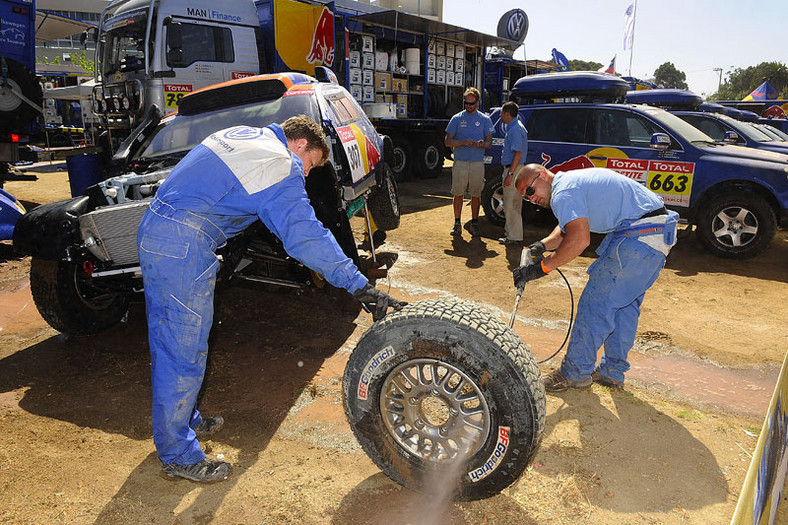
[511,164,678,393]
[137,116,406,482]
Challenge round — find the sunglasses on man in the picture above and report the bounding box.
[464,99,477,106]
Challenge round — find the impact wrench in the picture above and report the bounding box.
[508,247,534,329]
[508,248,576,364]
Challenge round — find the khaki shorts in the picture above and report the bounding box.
[451,160,485,198]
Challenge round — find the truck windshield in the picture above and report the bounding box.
[641,106,715,144]
[101,8,149,76]
[134,94,321,160]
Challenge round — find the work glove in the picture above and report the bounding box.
[353,283,407,321]
[526,241,546,263]
[513,260,548,290]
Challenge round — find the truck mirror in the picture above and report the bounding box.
[80,27,97,48]
[166,22,183,66]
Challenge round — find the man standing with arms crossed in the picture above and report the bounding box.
[510,164,678,392]
[445,87,494,237]
[498,101,528,245]
[137,116,405,483]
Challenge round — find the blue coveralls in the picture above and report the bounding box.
[549,168,678,384]
[137,124,368,465]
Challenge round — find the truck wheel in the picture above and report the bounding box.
[390,140,411,182]
[695,191,777,259]
[481,175,505,226]
[414,141,444,179]
[29,258,129,335]
[367,163,400,231]
[343,299,545,501]
[0,59,43,132]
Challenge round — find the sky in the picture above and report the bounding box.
[442,0,787,98]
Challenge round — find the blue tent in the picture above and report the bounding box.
[743,81,779,101]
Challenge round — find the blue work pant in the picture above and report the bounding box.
[560,236,665,383]
[138,201,224,465]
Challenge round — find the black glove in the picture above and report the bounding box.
[513,261,548,290]
[526,241,546,264]
[353,283,407,321]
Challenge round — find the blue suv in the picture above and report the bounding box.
[482,72,788,259]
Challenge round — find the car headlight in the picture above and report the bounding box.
[122,96,131,110]
[100,99,108,112]
[93,100,101,113]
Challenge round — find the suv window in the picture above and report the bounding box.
[679,115,726,141]
[591,108,661,147]
[526,108,590,143]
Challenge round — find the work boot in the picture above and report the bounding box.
[469,220,481,237]
[541,369,592,393]
[161,458,230,483]
[498,237,521,245]
[450,220,462,236]
[592,369,624,389]
[194,415,224,436]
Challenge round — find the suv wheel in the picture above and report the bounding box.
[344,299,545,500]
[367,163,401,231]
[695,191,777,259]
[481,175,505,226]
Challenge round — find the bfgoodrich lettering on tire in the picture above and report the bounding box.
[343,299,545,500]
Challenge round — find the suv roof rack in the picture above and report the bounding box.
[624,89,702,109]
[511,72,630,104]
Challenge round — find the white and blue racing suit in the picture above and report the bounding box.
[137,124,367,465]
[549,168,678,383]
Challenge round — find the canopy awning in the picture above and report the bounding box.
[35,10,96,43]
[349,10,518,49]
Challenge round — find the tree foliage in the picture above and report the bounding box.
[715,62,788,100]
[567,59,603,72]
[653,62,688,90]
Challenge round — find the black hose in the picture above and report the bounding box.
[536,267,574,364]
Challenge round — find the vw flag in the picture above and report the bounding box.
[551,48,569,71]
[623,2,636,50]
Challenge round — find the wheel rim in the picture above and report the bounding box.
[711,205,759,248]
[385,171,400,217]
[380,358,491,463]
[392,145,407,174]
[490,184,504,220]
[423,145,441,170]
[69,265,122,311]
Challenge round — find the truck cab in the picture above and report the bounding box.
[91,0,261,140]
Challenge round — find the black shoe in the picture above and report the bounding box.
[194,415,224,436]
[592,369,624,389]
[161,458,230,483]
[469,221,481,237]
[450,222,462,235]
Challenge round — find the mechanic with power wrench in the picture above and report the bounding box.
[137,115,406,483]
[511,164,678,393]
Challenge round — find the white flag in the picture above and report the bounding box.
[623,2,636,50]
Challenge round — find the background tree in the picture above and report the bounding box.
[567,59,603,72]
[654,62,688,89]
[715,62,788,100]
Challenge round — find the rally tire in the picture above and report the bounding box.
[694,191,777,259]
[481,175,505,226]
[414,141,444,179]
[343,299,545,501]
[367,163,401,231]
[0,59,42,132]
[390,139,411,182]
[29,258,129,336]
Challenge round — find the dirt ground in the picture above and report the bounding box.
[1,163,787,524]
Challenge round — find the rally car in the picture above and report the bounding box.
[13,71,401,335]
[482,72,788,259]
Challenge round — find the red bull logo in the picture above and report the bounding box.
[541,152,594,172]
[306,6,335,67]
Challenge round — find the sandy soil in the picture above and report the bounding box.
[0,163,786,524]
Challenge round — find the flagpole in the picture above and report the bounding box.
[628,0,637,77]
